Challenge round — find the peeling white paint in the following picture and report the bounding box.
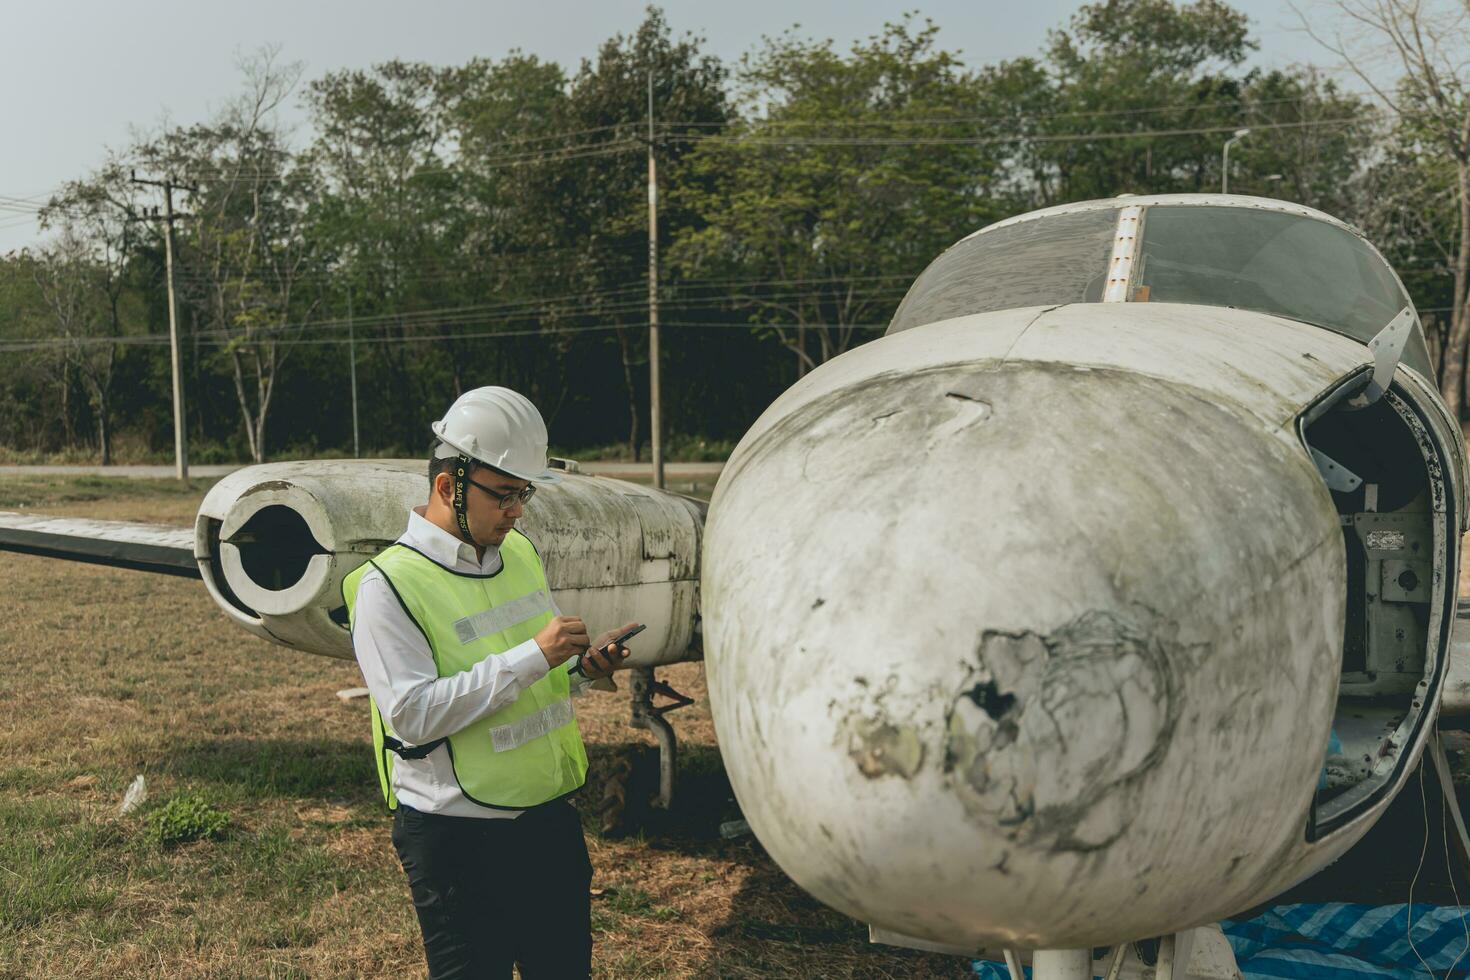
[704,304,1370,949]
[194,460,703,664]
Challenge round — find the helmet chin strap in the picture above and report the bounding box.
[451,453,478,545]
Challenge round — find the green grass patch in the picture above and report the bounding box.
[0,475,216,510]
[601,886,675,921]
[0,797,123,935]
[162,737,376,802]
[146,794,231,847]
[606,886,657,915]
[0,766,46,793]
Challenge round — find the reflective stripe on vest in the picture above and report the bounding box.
[342,530,588,811]
[490,697,574,752]
[453,589,551,644]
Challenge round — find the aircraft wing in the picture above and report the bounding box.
[0,511,198,578]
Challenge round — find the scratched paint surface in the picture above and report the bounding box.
[194,462,705,665]
[704,308,1358,949]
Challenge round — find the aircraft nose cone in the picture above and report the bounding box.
[703,356,1345,949]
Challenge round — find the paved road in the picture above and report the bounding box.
[0,460,725,480]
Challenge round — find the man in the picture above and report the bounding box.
[343,386,637,978]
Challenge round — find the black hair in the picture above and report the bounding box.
[429,453,460,489]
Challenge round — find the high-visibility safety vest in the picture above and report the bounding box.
[342,530,588,811]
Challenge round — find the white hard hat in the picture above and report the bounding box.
[430,386,562,483]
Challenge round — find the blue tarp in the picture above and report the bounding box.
[1222,904,1470,978]
[972,904,1470,979]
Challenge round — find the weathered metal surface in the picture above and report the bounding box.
[1033,949,1094,980]
[0,512,197,577]
[1359,307,1417,403]
[194,460,702,664]
[702,301,1447,949]
[926,195,1435,382]
[1394,365,1470,530]
[966,193,1368,244]
[1439,603,1470,723]
[967,927,1241,980]
[195,460,427,657]
[1101,205,1143,304]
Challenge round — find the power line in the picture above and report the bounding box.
[99,114,1376,189]
[160,263,921,297]
[0,318,866,353]
[448,120,636,149]
[115,114,1374,181]
[0,273,915,349]
[118,290,908,345]
[659,95,1356,129]
[15,286,1469,351]
[679,115,1373,148]
[211,95,1367,178]
[177,138,643,181]
[166,282,912,338]
[5,95,1385,202]
[2,92,1386,196]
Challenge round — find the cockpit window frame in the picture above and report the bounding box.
[1123,204,1432,377]
[889,199,1434,380]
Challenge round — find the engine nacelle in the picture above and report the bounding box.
[193,460,704,663]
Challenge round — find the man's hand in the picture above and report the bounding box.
[580,621,640,679]
[535,616,590,668]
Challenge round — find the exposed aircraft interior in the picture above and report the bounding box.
[1125,204,1446,835]
[1302,382,1446,834]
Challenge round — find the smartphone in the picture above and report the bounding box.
[568,624,646,676]
[604,623,647,650]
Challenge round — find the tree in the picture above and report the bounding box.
[305,59,470,450]
[1300,0,1470,416]
[0,0,1454,460]
[1006,0,1257,202]
[538,7,731,456]
[0,255,57,453]
[32,164,145,464]
[672,18,997,375]
[1358,131,1460,373]
[28,234,120,463]
[140,49,322,462]
[1221,68,1377,217]
[440,55,574,399]
[989,0,1383,209]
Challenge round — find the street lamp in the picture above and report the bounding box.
[1222,128,1250,194]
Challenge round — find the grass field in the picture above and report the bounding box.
[0,476,967,979]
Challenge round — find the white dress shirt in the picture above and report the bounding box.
[351,507,598,819]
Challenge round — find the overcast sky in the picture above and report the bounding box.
[0,0,1361,254]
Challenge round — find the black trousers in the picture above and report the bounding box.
[390,800,593,979]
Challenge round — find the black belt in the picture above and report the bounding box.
[383,735,447,760]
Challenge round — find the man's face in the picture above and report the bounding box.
[441,464,531,547]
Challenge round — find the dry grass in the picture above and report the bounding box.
[0,476,967,979]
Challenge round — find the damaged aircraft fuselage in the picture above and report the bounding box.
[702,195,1469,951]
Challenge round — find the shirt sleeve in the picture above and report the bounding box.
[351,569,551,745]
[546,583,618,695]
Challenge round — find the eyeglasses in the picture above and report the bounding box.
[465,476,536,510]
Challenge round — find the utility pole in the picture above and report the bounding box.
[131,172,193,480]
[1221,128,1250,195]
[347,288,360,458]
[647,70,665,489]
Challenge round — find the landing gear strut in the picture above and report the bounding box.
[629,666,694,810]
